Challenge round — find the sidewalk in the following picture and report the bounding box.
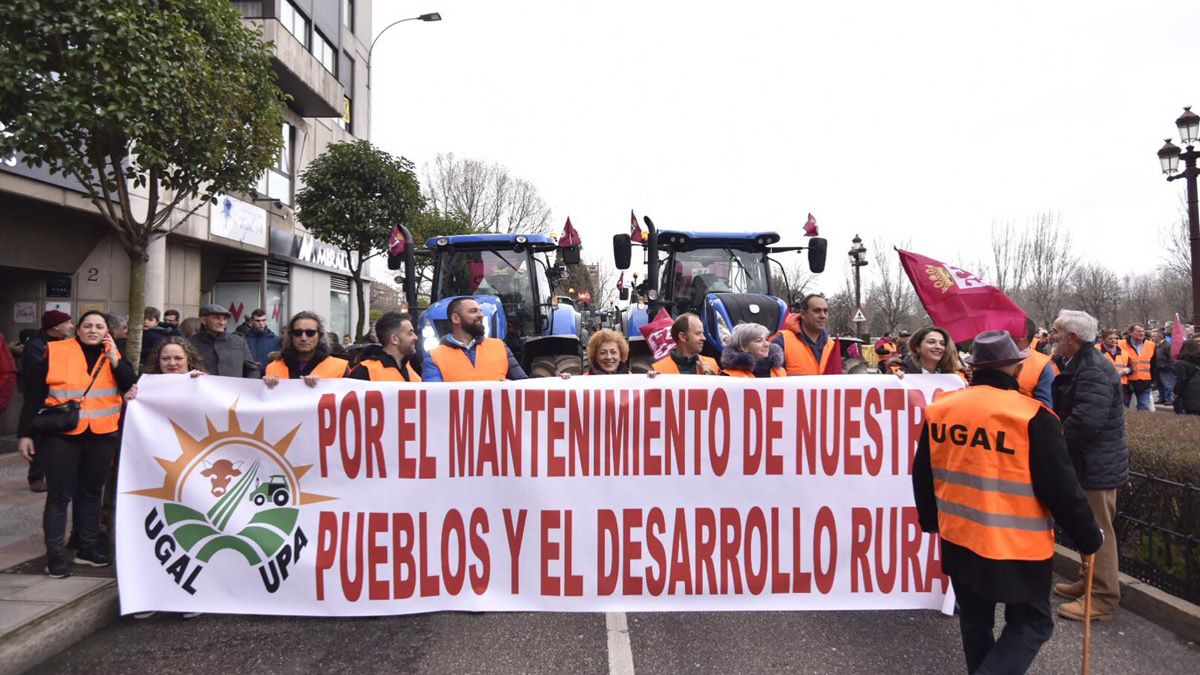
[0,452,118,675]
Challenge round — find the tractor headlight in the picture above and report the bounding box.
[421,325,436,338]
[422,336,439,353]
[647,289,659,301]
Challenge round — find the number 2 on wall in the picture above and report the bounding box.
[87,268,99,282]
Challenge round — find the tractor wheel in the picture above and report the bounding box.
[273,489,289,507]
[555,355,582,376]
[628,353,654,374]
[253,494,265,506]
[530,355,558,378]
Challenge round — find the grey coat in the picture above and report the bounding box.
[189,330,261,379]
[1051,345,1130,490]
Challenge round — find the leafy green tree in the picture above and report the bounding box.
[0,0,285,366]
[295,140,424,339]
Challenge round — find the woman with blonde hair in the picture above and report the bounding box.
[585,330,630,375]
[720,323,786,378]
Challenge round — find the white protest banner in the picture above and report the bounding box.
[116,373,963,616]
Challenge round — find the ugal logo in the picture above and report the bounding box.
[129,406,333,594]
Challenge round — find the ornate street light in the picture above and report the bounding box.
[848,235,868,339]
[1158,106,1200,323]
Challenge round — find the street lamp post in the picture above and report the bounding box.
[1157,106,1200,323]
[366,12,441,128]
[848,235,868,340]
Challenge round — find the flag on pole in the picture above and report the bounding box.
[803,213,819,237]
[1171,312,1186,359]
[823,338,844,375]
[616,271,625,291]
[896,248,1025,344]
[387,224,405,256]
[558,217,581,247]
[631,210,645,243]
[639,308,676,360]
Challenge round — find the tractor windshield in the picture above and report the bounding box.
[436,248,536,339]
[665,248,770,312]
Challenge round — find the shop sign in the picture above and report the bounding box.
[209,195,268,248]
[270,228,351,274]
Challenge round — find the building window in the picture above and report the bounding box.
[330,282,351,338]
[340,96,352,133]
[343,0,354,32]
[257,122,294,205]
[281,0,310,49]
[314,30,337,76]
[338,52,354,133]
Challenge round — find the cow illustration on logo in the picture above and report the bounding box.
[129,405,333,594]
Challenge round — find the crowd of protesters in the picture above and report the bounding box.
[3,294,1199,669]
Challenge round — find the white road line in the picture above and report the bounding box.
[605,611,636,675]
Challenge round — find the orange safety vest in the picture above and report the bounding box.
[265,355,348,379]
[1120,339,1155,382]
[926,386,1054,561]
[652,353,721,375]
[44,339,123,435]
[775,330,836,376]
[722,367,786,378]
[1096,344,1130,385]
[360,357,421,382]
[1015,350,1058,400]
[430,338,509,381]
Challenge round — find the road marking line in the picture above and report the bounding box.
[606,611,636,675]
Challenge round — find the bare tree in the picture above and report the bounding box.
[1121,273,1160,327]
[866,238,917,333]
[770,260,816,308]
[1160,200,1191,278]
[988,219,1029,295]
[1068,263,1121,328]
[1016,212,1077,328]
[423,153,553,235]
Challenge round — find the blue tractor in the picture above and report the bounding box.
[612,217,827,372]
[388,227,584,377]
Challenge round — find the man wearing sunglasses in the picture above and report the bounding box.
[188,304,261,378]
[263,311,348,387]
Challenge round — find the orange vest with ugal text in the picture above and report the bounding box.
[1015,350,1058,400]
[652,353,720,375]
[430,338,509,381]
[361,357,421,382]
[776,330,836,376]
[44,339,123,435]
[926,386,1054,561]
[1121,339,1155,382]
[265,355,348,379]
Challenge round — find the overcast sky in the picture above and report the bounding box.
[371,1,1199,295]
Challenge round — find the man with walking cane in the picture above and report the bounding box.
[913,330,1103,674]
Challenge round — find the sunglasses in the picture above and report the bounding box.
[290,329,319,338]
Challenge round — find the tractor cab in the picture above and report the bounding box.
[405,233,582,377]
[613,221,826,368]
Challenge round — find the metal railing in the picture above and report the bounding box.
[1060,470,1200,605]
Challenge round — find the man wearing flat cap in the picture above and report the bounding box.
[913,330,1102,674]
[188,304,260,379]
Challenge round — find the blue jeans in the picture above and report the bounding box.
[1157,369,1176,405]
[1133,386,1152,410]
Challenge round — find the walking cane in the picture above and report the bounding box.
[1081,553,1096,675]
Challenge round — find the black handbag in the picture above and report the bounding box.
[32,357,106,434]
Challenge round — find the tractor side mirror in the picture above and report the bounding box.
[619,288,629,302]
[562,245,582,266]
[807,237,827,274]
[613,234,632,269]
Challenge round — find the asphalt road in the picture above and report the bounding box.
[31,593,1199,674]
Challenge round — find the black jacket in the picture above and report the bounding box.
[1174,358,1200,413]
[140,324,180,365]
[1052,345,1130,490]
[347,347,419,382]
[912,369,1102,602]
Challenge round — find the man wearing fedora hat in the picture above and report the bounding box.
[187,304,260,379]
[913,330,1102,674]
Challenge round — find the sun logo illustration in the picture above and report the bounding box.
[130,402,333,594]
